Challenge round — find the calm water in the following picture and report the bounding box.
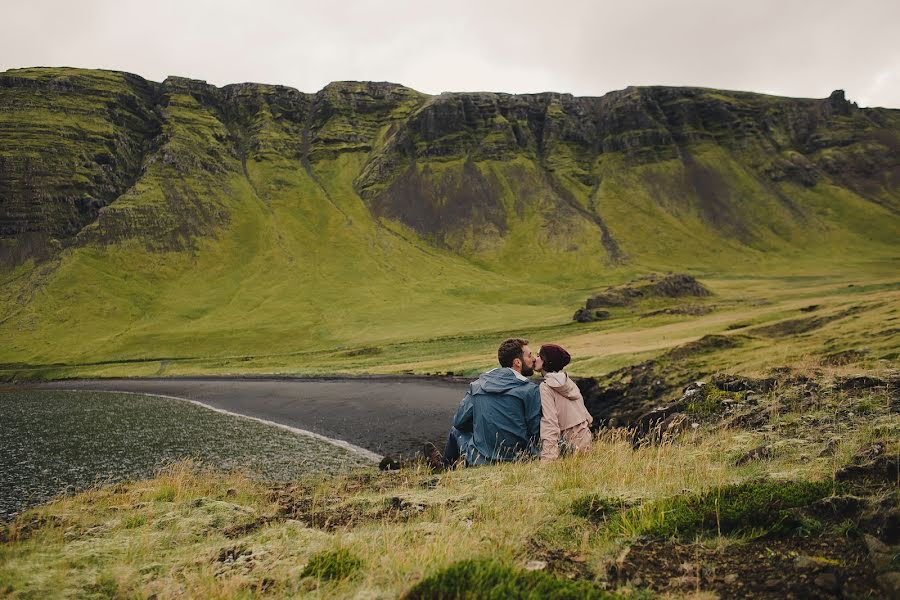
[0,390,374,520]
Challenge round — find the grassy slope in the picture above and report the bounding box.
[0,72,569,369]
[1,376,895,598]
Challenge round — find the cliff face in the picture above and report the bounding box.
[1,67,898,268]
[356,86,899,252]
[0,70,162,262]
[0,70,426,263]
[2,68,897,271]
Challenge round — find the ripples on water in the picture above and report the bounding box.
[0,390,374,520]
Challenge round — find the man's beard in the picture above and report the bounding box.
[521,365,534,377]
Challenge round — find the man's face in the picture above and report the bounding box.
[518,344,536,377]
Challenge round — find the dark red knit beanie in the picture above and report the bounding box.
[539,344,571,372]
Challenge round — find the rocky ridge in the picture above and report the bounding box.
[1,67,898,267]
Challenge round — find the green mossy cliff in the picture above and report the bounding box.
[2,67,898,268]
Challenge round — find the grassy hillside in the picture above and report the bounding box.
[2,371,896,598]
[0,67,898,377]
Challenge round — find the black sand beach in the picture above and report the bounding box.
[30,377,471,458]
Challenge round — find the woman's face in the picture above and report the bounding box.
[534,353,545,373]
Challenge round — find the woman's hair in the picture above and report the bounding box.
[539,344,571,372]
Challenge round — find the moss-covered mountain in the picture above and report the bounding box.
[0,67,898,370]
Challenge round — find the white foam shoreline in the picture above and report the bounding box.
[52,388,384,462]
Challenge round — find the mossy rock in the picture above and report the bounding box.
[300,548,362,581]
[619,479,843,539]
[573,308,611,323]
[684,385,743,416]
[403,559,618,599]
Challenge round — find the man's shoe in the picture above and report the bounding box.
[422,442,444,471]
[379,456,401,471]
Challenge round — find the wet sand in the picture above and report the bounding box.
[31,376,471,459]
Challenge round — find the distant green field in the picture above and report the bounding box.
[3,248,897,381]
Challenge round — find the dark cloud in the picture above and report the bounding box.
[1,0,898,107]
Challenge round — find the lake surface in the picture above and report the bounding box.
[33,376,470,457]
[0,390,375,521]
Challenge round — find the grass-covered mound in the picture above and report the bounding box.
[615,479,843,538]
[300,548,363,581]
[402,559,621,599]
[572,479,850,540]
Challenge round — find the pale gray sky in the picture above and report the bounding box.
[2,0,899,107]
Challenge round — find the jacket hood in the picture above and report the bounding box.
[543,372,583,402]
[471,368,536,398]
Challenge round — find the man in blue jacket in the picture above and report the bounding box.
[431,338,543,467]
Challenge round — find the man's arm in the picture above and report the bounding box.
[452,390,474,433]
[524,385,543,456]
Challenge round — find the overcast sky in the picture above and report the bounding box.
[2,0,898,107]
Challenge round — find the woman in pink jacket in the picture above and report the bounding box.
[537,344,593,461]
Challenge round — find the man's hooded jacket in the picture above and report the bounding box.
[452,367,542,466]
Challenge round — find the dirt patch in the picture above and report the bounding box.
[576,360,686,427]
[836,441,900,490]
[607,535,881,599]
[524,539,593,581]
[711,373,780,393]
[333,471,440,495]
[834,375,898,395]
[641,304,716,318]
[821,349,868,366]
[649,274,712,298]
[267,485,429,532]
[578,333,767,427]
[4,514,65,542]
[585,288,642,309]
[750,315,836,337]
[858,492,900,545]
[662,334,744,361]
[577,338,762,428]
[340,346,383,357]
[215,544,252,562]
[573,308,610,323]
[627,369,900,444]
[223,516,277,539]
[749,305,869,338]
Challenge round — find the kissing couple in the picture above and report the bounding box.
[425,337,593,469]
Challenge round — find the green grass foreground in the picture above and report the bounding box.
[2,372,896,598]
